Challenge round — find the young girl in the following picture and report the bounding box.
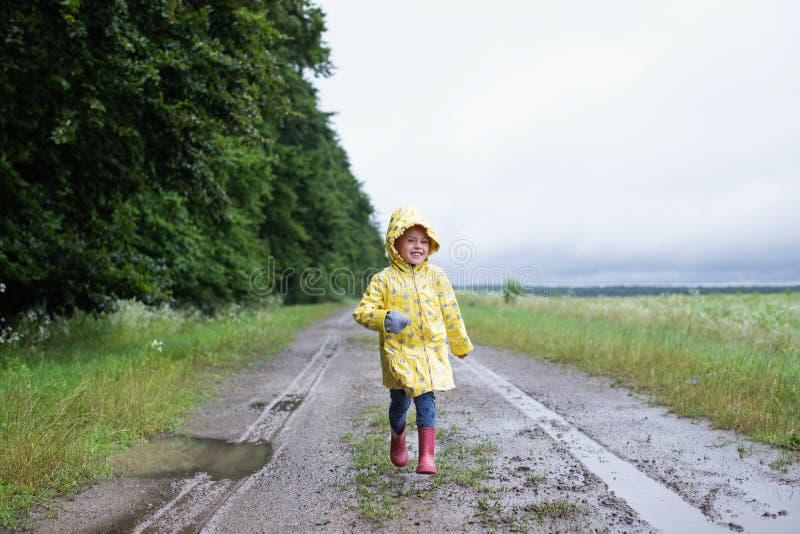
[353,206,473,474]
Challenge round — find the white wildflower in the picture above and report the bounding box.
[151,339,164,353]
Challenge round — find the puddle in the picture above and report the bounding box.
[272,393,304,413]
[109,436,272,481]
[721,481,799,534]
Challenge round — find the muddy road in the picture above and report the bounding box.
[33,307,799,533]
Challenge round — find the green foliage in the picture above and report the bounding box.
[0,1,384,315]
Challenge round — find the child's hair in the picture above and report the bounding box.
[393,224,430,253]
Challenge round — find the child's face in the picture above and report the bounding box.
[395,227,430,265]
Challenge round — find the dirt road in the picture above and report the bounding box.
[33,307,799,533]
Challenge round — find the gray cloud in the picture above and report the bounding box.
[315,0,800,285]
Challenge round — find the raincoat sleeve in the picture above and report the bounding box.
[353,273,389,334]
[435,270,474,356]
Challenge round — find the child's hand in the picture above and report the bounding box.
[385,310,411,333]
[454,352,470,359]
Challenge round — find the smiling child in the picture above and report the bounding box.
[353,206,473,474]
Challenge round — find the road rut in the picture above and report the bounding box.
[33,307,799,533]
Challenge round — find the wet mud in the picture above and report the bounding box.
[270,393,304,413]
[472,345,800,533]
[28,308,800,533]
[33,479,177,534]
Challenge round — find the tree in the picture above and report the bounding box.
[0,1,384,315]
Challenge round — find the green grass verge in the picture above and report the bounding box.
[342,406,496,525]
[0,300,340,529]
[460,292,800,450]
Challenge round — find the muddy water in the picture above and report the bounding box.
[109,436,272,481]
[722,481,799,533]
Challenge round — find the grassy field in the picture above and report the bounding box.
[460,292,800,450]
[0,300,340,529]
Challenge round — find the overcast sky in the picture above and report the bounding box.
[313,0,800,286]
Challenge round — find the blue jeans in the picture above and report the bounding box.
[389,389,435,434]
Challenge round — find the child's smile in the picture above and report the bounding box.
[396,227,430,266]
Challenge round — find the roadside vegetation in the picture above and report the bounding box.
[460,291,800,450]
[0,300,339,529]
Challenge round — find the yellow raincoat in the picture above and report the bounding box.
[353,206,474,397]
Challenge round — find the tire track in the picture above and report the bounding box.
[458,357,726,533]
[132,330,341,533]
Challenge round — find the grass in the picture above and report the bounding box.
[0,299,340,529]
[460,292,800,450]
[342,407,408,521]
[524,471,547,484]
[769,452,800,473]
[477,493,585,530]
[524,499,583,520]
[342,406,497,524]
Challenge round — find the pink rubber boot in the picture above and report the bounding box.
[390,425,409,467]
[416,426,437,474]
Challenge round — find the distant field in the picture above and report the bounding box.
[460,292,800,450]
[455,285,800,297]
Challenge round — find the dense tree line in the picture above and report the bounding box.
[0,0,384,314]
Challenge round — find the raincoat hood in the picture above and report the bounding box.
[385,206,440,270]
